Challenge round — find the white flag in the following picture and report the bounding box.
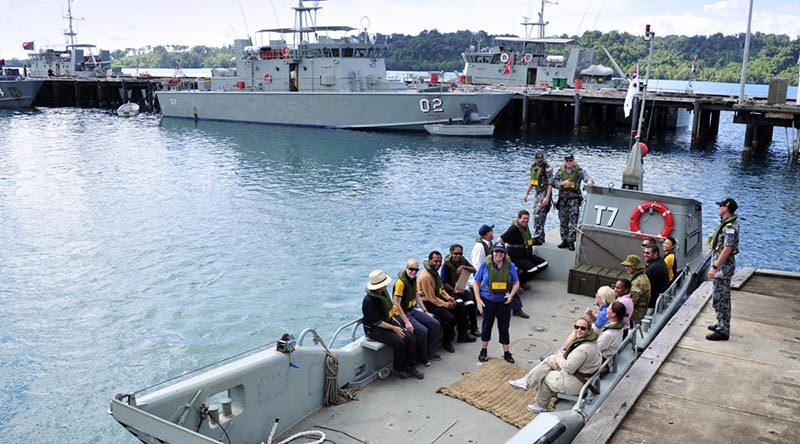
[624,66,639,118]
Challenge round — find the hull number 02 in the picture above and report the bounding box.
[419,98,444,113]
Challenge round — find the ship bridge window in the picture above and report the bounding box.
[343,48,354,57]
[331,48,340,57]
[355,48,366,57]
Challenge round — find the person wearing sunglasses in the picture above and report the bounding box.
[441,244,480,337]
[391,258,442,367]
[507,316,601,414]
[553,153,594,251]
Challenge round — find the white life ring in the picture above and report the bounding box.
[500,53,510,63]
[263,72,273,84]
[523,53,532,63]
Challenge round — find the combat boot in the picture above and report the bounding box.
[705,331,729,341]
[557,240,569,249]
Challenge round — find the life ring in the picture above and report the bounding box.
[522,53,532,63]
[263,72,272,84]
[281,46,290,58]
[500,53,510,63]
[629,200,675,239]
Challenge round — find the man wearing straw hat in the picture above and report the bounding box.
[361,269,424,380]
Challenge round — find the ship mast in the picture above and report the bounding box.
[292,0,324,47]
[522,0,558,38]
[63,0,80,47]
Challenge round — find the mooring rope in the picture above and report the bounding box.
[323,350,358,406]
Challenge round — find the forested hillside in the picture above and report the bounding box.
[37,29,799,84]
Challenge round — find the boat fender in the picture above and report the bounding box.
[281,46,290,58]
[630,200,674,238]
[523,53,532,63]
[264,72,273,84]
[500,53,510,63]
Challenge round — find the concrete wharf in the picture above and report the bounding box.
[493,85,800,156]
[574,268,800,444]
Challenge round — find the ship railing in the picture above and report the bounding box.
[568,324,640,414]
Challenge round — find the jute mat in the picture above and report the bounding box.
[437,358,539,428]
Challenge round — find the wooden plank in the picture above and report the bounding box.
[572,282,712,444]
[730,267,755,289]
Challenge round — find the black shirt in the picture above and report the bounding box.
[645,258,670,308]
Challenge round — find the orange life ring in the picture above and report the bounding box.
[263,72,272,84]
[629,200,674,238]
[281,47,290,58]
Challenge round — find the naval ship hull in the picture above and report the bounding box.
[157,90,514,131]
[0,79,43,109]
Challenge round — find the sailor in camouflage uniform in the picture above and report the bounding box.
[621,255,651,326]
[522,150,553,245]
[552,153,594,251]
[706,198,740,341]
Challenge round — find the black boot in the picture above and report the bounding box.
[504,351,515,363]
[478,348,488,362]
[557,240,569,249]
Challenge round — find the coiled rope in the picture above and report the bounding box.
[323,350,358,405]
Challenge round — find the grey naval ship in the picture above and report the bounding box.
[0,71,42,109]
[156,1,513,130]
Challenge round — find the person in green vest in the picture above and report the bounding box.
[552,152,594,251]
[361,269,423,380]
[507,315,602,413]
[391,258,442,365]
[523,150,553,245]
[706,198,740,341]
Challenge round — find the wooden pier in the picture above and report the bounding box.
[494,85,800,156]
[32,77,175,113]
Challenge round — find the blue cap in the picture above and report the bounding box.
[478,224,494,236]
[492,242,506,252]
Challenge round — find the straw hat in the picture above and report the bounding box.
[366,269,392,290]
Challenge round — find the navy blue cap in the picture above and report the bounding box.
[478,224,494,236]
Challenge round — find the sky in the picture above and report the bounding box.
[1,0,799,60]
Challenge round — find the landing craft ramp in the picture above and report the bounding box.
[575,269,800,444]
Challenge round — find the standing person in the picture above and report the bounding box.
[498,210,548,305]
[522,150,553,245]
[553,153,594,251]
[441,244,480,337]
[361,270,423,380]
[473,243,520,363]
[391,259,442,366]
[643,245,670,311]
[662,236,678,282]
[419,251,475,353]
[620,255,651,326]
[706,198,740,341]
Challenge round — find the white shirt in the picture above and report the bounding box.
[469,238,491,285]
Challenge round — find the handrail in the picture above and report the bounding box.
[327,317,364,347]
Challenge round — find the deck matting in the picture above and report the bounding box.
[437,358,547,428]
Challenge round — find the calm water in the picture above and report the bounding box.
[1,92,798,442]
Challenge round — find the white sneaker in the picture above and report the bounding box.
[508,377,528,390]
[527,403,546,413]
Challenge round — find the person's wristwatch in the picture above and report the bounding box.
[711,264,719,270]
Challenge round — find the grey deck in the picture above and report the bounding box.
[280,273,594,443]
[578,269,800,444]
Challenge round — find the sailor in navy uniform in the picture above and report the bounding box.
[706,198,740,341]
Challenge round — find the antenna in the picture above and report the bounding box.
[63,0,84,47]
[237,0,250,39]
[524,0,558,39]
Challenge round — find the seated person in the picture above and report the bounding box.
[584,286,616,330]
[361,270,423,380]
[614,278,635,333]
[597,301,626,359]
[440,244,480,336]
[507,316,602,413]
[392,259,442,366]
[498,210,548,295]
[419,251,475,353]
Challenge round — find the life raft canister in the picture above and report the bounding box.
[263,72,273,84]
[629,200,674,238]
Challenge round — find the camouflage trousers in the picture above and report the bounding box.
[557,197,582,243]
[531,190,550,240]
[711,276,732,334]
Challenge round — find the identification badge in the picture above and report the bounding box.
[530,179,539,186]
[491,282,507,291]
[526,238,533,247]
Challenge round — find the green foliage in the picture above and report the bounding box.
[85,30,800,84]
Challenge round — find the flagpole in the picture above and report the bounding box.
[636,25,655,142]
[738,0,753,106]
